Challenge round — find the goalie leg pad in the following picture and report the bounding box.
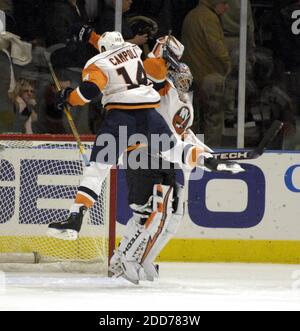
[115,184,174,283]
[142,184,185,268]
[109,213,144,277]
[122,184,174,260]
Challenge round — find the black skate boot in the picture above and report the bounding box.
[47,206,86,240]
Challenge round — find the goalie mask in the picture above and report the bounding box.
[98,31,125,52]
[168,63,193,96]
[149,35,184,59]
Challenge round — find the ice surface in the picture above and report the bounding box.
[1,262,300,311]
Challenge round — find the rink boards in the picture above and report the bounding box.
[117,151,300,264]
[2,147,300,264]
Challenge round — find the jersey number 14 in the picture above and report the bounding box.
[117,61,148,90]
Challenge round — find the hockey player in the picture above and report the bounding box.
[106,36,245,283]
[47,28,236,242]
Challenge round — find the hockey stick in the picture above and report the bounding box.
[212,120,284,161]
[44,48,90,166]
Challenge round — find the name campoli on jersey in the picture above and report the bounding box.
[68,43,161,111]
[108,48,139,65]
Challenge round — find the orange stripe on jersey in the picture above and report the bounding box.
[89,31,101,51]
[82,64,108,91]
[158,81,172,96]
[75,193,94,208]
[188,146,204,168]
[105,103,160,111]
[68,89,86,106]
[143,58,167,82]
[126,143,148,152]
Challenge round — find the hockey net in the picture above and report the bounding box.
[0,134,116,273]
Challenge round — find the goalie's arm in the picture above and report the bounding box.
[184,129,213,153]
[182,129,244,173]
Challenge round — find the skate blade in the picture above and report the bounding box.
[142,262,159,280]
[108,267,123,278]
[121,273,139,285]
[47,228,78,241]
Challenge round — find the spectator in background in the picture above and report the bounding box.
[170,0,198,40]
[45,0,87,46]
[13,0,46,45]
[272,0,300,118]
[182,0,231,147]
[246,48,296,149]
[221,0,256,129]
[129,0,172,37]
[45,0,93,69]
[0,2,14,132]
[221,0,255,59]
[84,0,104,27]
[42,79,70,134]
[96,0,148,47]
[8,78,37,134]
[0,0,14,32]
[43,0,95,135]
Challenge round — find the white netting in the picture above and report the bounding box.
[0,139,110,273]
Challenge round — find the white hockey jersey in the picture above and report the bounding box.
[68,40,160,111]
[157,79,194,139]
[156,79,213,154]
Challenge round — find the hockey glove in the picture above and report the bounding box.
[55,87,73,112]
[70,24,94,43]
[204,157,245,174]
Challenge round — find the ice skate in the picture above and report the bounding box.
[120,256,142,285]
[142,261,159,281]
[47,206,86,240]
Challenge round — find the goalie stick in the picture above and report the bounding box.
[212,120,284,161]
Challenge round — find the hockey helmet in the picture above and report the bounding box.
[98,31,125,52]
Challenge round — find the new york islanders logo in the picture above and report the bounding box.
[172,106,191,135]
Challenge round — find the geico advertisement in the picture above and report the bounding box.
[1,149,300,240]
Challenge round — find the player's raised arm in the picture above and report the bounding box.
[54,65,107,110]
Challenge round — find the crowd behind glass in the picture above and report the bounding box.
[0,0,299,150]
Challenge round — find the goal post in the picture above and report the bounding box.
[0,134,117,274]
